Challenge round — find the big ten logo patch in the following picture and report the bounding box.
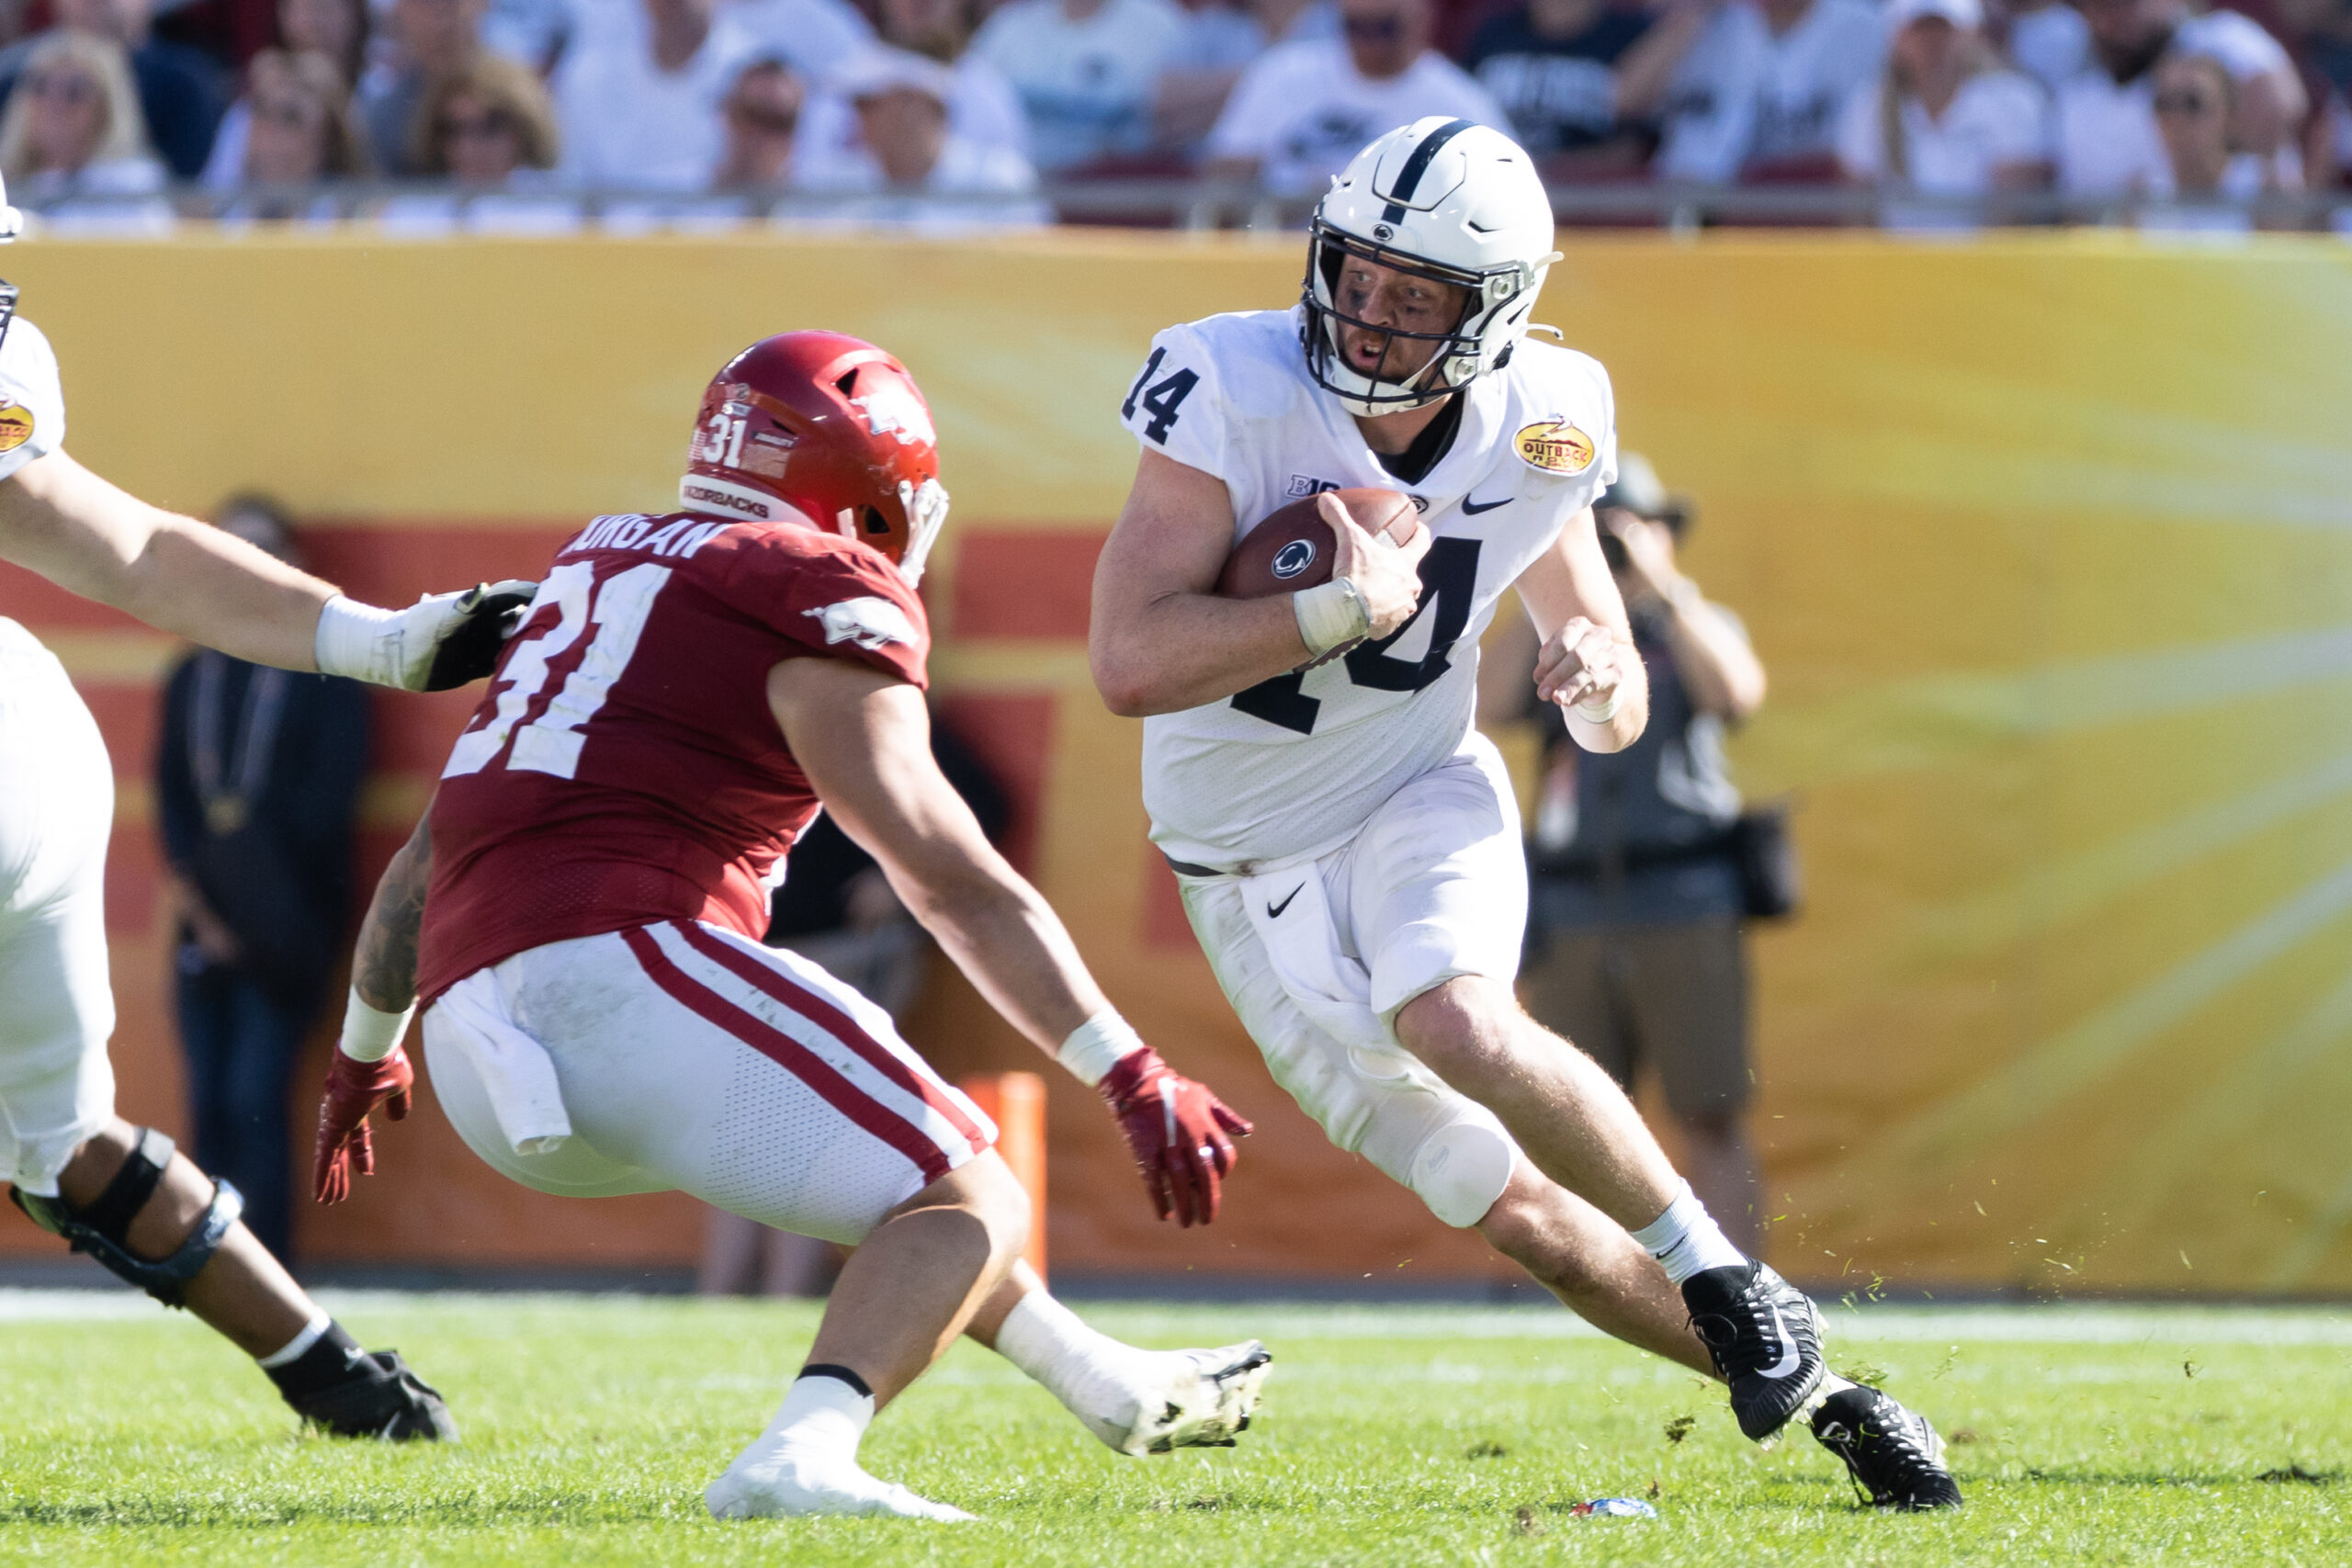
[1285,475,1342,499]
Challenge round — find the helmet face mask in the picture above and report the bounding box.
[678,331,950,585]
[1298,118,1562,420]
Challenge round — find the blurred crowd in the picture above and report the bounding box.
[1,0,2345,230]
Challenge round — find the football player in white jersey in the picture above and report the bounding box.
[0,175,527,1438]
[1093,118,1961,1509]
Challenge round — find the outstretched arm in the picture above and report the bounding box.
[0,450,534,689]
[770,656,1252,1224]
[352,810,435,1015]
[312,810,433,1203]
[1,450,336,669]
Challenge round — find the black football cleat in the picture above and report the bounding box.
[286,1348,458,1441]
[1682,1261,1826,1442]
[1810,1384,1963,1510]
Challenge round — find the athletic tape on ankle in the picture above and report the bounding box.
[339,988,415,1063]
[1057,1011,1146,1087]
[256,1310,333,1369]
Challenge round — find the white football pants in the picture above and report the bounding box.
[424,919,996,1245]
[1175,733,1527,1229]
[0,618,119,1196]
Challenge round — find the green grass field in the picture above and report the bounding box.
[0,1290,2345,1566]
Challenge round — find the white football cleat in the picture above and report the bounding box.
[1092,1341,1273,1457]
[705,1445,975,1522]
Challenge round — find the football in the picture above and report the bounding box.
[1215,487,1422,599]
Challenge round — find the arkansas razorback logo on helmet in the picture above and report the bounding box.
[679,331,951,585]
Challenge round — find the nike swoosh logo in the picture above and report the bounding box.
[1461,494,1510,515]
[1266,884,1305,919]
[1759,1301,1802,1381]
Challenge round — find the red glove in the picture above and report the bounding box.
[1097,1046,1253,1227]
[313,1046,414,1204]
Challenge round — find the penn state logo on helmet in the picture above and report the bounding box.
[1299,118,1562,419]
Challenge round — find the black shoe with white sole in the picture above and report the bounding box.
[1681,1261,1826,1442]
[1810,1384,1963,1510]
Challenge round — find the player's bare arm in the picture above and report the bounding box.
[1091,451,1429,716]
[1514,504,1648,753]
[0,449,531,690]
[769,656,1106,1046]
[769,654,1253,1225]
[352,811,434,1015]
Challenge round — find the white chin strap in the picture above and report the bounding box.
[897,477,949,587]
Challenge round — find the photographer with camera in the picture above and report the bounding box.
[1480,453,1778,1257]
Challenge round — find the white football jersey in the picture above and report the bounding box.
[0,315,64,486]
[1119,306,1616,872]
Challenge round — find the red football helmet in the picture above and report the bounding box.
[679,331,951,584]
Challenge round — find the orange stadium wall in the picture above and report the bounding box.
[3,231,2351,1298]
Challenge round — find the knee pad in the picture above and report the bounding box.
[9,1126,242,1307]
[1407,1117,1517,1229]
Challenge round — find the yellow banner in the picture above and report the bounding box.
[9,230,2352,1295]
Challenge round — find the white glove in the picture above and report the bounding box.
[315,580,537,692]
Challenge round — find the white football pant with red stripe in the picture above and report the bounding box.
[421,919,996,1243]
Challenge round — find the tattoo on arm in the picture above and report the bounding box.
[353,815,433,1013]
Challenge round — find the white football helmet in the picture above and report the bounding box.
[1300,117,1561,418]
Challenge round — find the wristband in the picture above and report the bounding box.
[340,987,415,1064]
[1057,1010,1147,1087]
[1293,578,1372,659]
[1573,689,1623,725]
[313,594,401,685]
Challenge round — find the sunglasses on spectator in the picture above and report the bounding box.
[726,100,799,134]
[254,95,322,129]
[1343,14,1405,40]
[26,71,99,105]
[440,110,515,141]
[2153,91,2219,115]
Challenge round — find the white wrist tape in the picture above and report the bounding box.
[313,595,403,685]
[340,988,415,1064]
[1573,689,1623,725]
[1293,578,1372,659]
[1057,1010,1147,1087]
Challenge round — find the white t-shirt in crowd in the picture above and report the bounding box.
[802,134,1049,231]
[794,53,1030,188]
[488,0,869,73]
[970,0,1188,172]
[2139,149,2264,232]
[1205,39,1508,196]
[2054,61,2169,197]
[552,17,762,189]
[1656,0,1887,183]
[1836,70,2051,190]
[2006,2,2089,95]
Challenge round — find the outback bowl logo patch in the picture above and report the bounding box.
[1271,539,1317,580]
[0,402,34,453]
[806,596,918,652]
[1513,421,1594,475]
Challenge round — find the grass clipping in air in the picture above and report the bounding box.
[0,1293,2345,1565]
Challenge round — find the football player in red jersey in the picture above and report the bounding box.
[313,332,1269,1521]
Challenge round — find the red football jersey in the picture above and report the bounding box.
[415,511,930,1002]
